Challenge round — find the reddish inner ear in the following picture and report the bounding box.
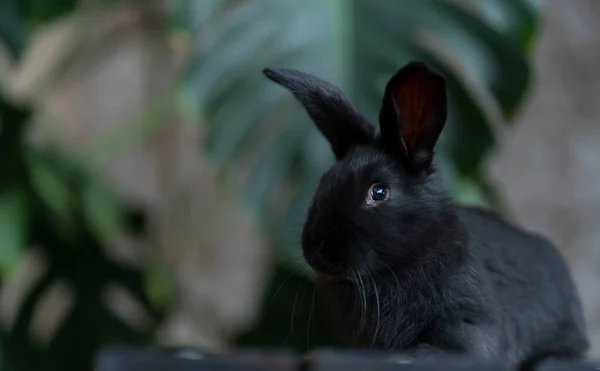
[394,69,440,152]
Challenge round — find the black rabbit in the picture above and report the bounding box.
[263,61,589,366]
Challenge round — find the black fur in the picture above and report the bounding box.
[263,67,374,160]
[263,62,589,365]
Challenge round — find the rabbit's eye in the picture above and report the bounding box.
[368,184,389,203]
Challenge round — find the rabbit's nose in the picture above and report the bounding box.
[319,232,348,261]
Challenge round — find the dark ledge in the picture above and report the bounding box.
[95,346,599,371]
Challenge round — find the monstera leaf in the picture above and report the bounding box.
[173,0,541,276]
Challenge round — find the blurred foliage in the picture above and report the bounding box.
[0,96,160,371]
[0,0,542,369]
[0,0,80,58]
[0,2,161,371]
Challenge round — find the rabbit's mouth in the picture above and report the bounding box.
[317,271,351,283]
[303,250,351,281]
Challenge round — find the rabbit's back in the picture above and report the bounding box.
[456,206,589,358]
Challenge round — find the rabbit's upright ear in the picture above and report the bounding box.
[378,61,447,173]
[263,67,374,160]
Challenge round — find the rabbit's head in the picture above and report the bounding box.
[264,62,455,280]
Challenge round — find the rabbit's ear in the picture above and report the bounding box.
[264,67,374,160]
[378,61,447,172]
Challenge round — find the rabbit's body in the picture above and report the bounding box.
[456,207,587,361]
[263,61,589,365]
[316,189,587,364]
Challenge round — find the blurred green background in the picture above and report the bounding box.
[0,0,542,370]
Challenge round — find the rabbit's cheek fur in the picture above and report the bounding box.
[300,170,450,276]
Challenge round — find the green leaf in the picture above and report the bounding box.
[22,0,79,24]
[5,186,157,371]
[144,264,173,311]
[5,246,158,371]
[0,188,29,273]
[0,0,26,59]
[0,0,85,60]
[175,0,542,275]
[472,0,541,53]
[24,149,74,229]
[80,179,125,244]
[454,176,493,209]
